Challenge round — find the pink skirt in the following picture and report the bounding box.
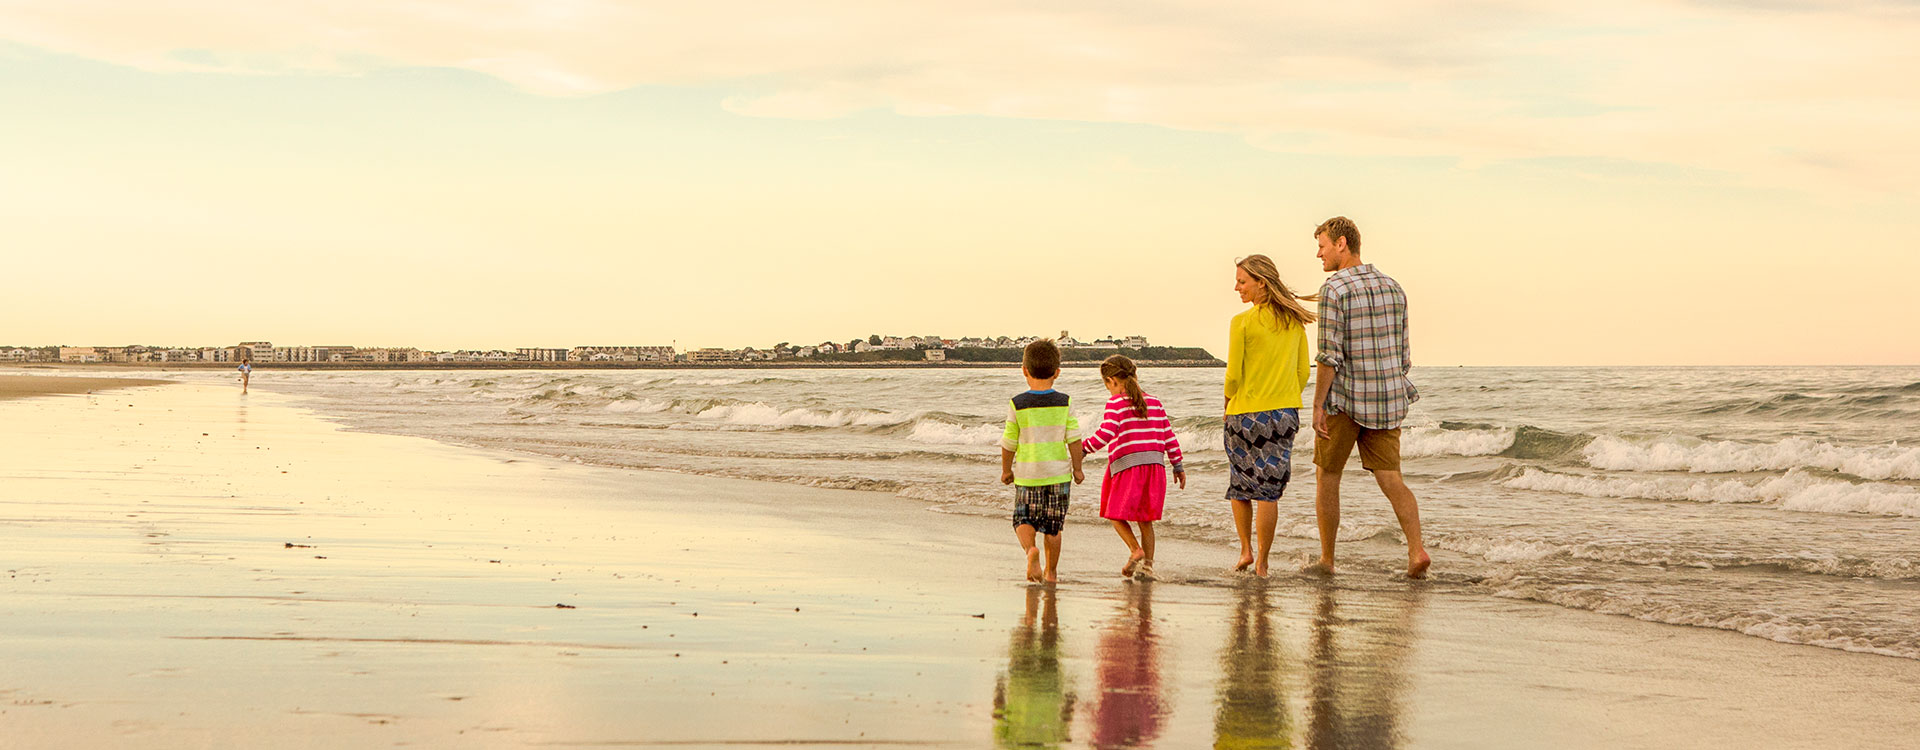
[1099,463,1166,522]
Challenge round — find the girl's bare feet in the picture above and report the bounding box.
[1136,559,1155,581]
[1408,549,1431,579]
[1121,548,1145,578]
[1025,547,1042,582]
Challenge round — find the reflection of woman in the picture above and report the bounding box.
[1225,255,1317,577]
[1093,583,1164,748]
[1214,584,1290,749]
[994,587,1076,749]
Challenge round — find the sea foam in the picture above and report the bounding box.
[1584,436,1920,480]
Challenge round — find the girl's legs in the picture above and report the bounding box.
[1253,500,1279,577]
[1140,521,1155,563]
[1111,520,1144,577]
[1230,499,1255,571]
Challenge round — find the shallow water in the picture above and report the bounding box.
[144,365,1920,660]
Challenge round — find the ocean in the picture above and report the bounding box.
[184,365,1920,660]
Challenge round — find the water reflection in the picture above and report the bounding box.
[1213,584,1290,749]
[1304,585,1419,750]
[994,586,1077,749]
[1093,583,1166,749]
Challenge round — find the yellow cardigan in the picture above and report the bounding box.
[1225,305,1310,415]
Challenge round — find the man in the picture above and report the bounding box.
[1305,216,1430,578]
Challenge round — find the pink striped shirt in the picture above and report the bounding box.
[1082,393,1184,472]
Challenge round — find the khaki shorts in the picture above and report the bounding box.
[1313,411,1402,473]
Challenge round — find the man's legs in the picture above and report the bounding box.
[1307,466,1341,574]
[1371,470,1430,578]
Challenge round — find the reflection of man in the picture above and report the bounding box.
[1093,584,1163,748]
[1306,216,1430,578]
[993,587,1076,749]
[1306,586,1417,750]
[1213,585,1288,749]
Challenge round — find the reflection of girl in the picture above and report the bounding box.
[993,587,1075,749]
[1092,583,1164,749]
[1214,586,1289,749]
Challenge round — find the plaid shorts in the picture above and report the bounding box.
[1013,482,1071,536]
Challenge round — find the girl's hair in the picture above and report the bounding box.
[1236,254,1318,329]
[1100,355,1150,417]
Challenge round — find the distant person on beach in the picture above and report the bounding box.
[1000,340,1085,583]
[1082,355,1184,581]
[1305,216,1430,578]
[1224,254,1317,577]
[237,359,252,394]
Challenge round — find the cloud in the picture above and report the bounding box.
[2,0,1917,194]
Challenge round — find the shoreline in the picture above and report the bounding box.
[5,380,1918,747]
[7,360,1226,371]
[0,373,171,400]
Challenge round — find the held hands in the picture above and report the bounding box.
[1073,466,1086,485]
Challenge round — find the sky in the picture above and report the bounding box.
[3,0,1918,365]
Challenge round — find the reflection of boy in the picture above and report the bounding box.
[993,587,1076,749]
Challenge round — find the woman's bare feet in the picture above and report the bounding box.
[1234,550,1254,572]
[1025,547,1042,582]
[1300,558,1335,576]
[1121,548,1145,578]
[1407,549,1431,579]
[1043,570,1058,584]
[1253,558,1270,578]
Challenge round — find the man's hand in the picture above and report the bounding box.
[1001,469,1014,485]
[1313,408,1331,440]
[1174,470,1187,490]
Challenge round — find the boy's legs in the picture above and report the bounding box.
[1016,523,1041,581]
[1042,533,1062,583]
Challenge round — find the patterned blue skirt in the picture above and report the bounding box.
[1224,408,1299,502]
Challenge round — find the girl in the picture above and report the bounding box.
[1224,254,1315,577]
[1082,355,1185,580]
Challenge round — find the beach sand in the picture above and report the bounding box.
[0,374,170,400]
[4,382,1918,749]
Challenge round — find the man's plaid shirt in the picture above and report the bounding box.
[1315,264,1418,429]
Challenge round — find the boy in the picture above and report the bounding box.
[1000,340,1085,583]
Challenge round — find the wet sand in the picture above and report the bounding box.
[0,374,170,400]
[3,383,1917,748]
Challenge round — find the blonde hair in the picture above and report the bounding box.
[1236,254,1317,328]
[1314,216,1361,254]
[1099,355,1149,417]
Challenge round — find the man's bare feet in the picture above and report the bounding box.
[1234,551,1254,572]
[1407,549,1431,579]
[1025,547,1042,582]
[1121,548,1145,578]
[1300,558,1335,576]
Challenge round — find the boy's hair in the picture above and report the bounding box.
[1314,215,1362,255]
[1022,339,1061,380]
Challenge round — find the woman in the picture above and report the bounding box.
[1224,255,1315,576]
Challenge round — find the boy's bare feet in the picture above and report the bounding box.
[1121,548,1145,578]
[1234,551,1254,572]
[1025,547,1042,582]
[1408,549,1431,579]
[1300,558,1335,576]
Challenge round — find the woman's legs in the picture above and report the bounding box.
[1253,500,1278,577]
[1230,499,1254,570]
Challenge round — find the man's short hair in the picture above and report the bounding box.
[1022,340,1061,379]
[1315,216,1362,255]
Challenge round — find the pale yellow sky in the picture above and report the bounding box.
[2,1,1917,364]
